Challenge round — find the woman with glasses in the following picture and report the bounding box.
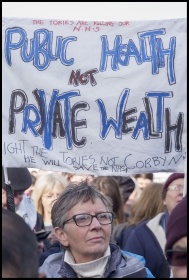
[121,172,185,278]
[39,182,154,278]
[31,172,68,231]
[165,195,187,278]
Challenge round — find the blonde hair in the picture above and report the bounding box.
[31,172,68,218]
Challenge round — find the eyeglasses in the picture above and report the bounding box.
[167,185,183,192]
[63,212,114,227]
[166,249,187,266]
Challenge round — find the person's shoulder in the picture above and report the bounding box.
[121,250,145,264]
[39,252,63,268]
[39,252,64,277]
[129,220,148,233]
[146,212,165,229]
[117,251,154,278]
[41,251,63,264]
[39,242,61,266]
[148,212,165,223]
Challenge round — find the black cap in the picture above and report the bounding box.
[2,167,32,191]
[35,230,51,242]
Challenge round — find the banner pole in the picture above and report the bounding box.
[183,151,187,197]
[3,167,15,212]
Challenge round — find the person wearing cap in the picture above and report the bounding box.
[165,195,187,278]
[2,167,45,232]
[39,228,63,266]
[122,172,185,278]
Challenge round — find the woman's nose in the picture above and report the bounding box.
[90,216,102,228]
[52,194,59,199]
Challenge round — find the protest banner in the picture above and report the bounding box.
[2,17,186,175]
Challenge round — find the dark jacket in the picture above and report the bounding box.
[35,212,46,232]
[39,243,154,278]
[39,241,62,266]
[122,213,170,278]
[112,223,136,247]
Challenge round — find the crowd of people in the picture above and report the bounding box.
[2,167,187,278]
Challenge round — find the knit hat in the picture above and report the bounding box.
[165,195,187,252]
[2,167,32,191]
[162,173,184,200]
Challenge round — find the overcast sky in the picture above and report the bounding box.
[2,2,187,21]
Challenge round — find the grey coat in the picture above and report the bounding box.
[39,243,154,278]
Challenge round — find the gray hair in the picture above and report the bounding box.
[51,181,113,228]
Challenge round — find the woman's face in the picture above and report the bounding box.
[41,185,64,214]
[164,178,184,213]
[56,198,112,263]
[136,177,152,191]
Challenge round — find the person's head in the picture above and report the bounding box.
[35,229,51,255]
[46,228,59,246]
[128,182,165,226]
[63,172,94,183]
[92,176,124,224]
[2,167,32,209]
[165,195,187,278]
[2,208,44,278]
[111,176,136,219]
[31,172,68,222]
[134,173,153,191]
[111,176,135,204]
[125,175,151,215]
[161,173,184,213]
[52,181,113,263]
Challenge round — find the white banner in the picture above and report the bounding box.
[2,17,187,175]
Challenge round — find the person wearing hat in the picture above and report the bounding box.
[121,172,185,278]
[2,166,52,260]
[2,167,45,232]
[165,195,187,278]
[35,229,51,255]
[2,167,32,209]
